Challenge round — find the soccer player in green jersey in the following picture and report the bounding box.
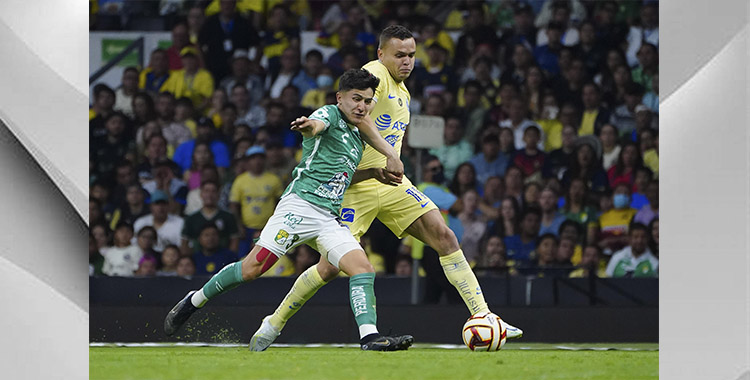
[164,69,412,351]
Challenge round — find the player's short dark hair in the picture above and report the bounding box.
[379,25,413,48]
[338,68,380,95]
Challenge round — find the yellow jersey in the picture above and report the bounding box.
[160,69,215,109]
[229,172,283,229]
[359,60,411,170]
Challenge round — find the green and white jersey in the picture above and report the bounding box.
[282,104,365,215]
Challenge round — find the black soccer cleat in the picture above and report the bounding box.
[164,290,198,336]
[361,334,414,351]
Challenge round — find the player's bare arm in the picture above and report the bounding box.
[351,167,401,186]
[290,116,326,138]
[357,113,404,178]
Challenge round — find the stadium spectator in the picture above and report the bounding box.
[522,181,542,207]
[533,21,564,76]
[90,112,136,183]
[292,49,324,99]
[504,207,541,266]
[101,223,142,277]
[544,124,577,180]
[181,179,239,256]
[449,162,479,198]
[184,165,220,215]
[561,178,598,243]
[410,42,457,98]
[110,160,138,207]
[173,117,231,174]
[576,20,605,76]
[606,222,658,278]
[528,233,559,277]
[561,142,609,196]
[469,130,508,184]
[133,190,185,252]
[631,43,658,93]
[394,256,413,277]
[89,234,105,276]
[556,237,576,268]
[499,2,538,52]
[476,234,511,276]
[457,189,486,263]
[503,165,525,204]
[114,67,138,117]
[569,245,607,278]
[649,218,659,257]
[136,134,169,182]
[607,142,641,192]
[301,67,336,109]
[512,125,546,182]
[109,184,149,230]
[231,84,266,128]
[454,5,499,70]
[207,88,229,130]
[609,82,644,136]
[135,255,158,277]
[279,85,313,130]
[553,58,587,111]
[498,126,516,163]
[599,123,621,171]
[262,4,301,75]
[501,98,545,151]
[558,219,585,265]
[458,80,488,145]
[266,47,301,99]
[520,65,545,119]
[230,146,283,255]
[478,176,504,223]
[138,49,170,95]
[538,187,567,236]
[131,92,157,128]
[193,224,238,275]
[634,180,658,226]
[579,82,610,137]
[157,245,180,276]
[220,50,264,107]
[90,198,106,228]
[182,142,215,190]
[147,92,192,150]
[597,182,636,256]
[186,6,205,44]
[174,98,198,138]
[91,222,110,252]
[175,255,196,278]
[135,225,158,259]
[142,158,188,214]
[166,22,195,71]
[265,141,296,187]
[501,44,535,89]
[161,47,215,111]
[642,73,659,114]
[198,0,260,82]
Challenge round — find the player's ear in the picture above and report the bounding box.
[335,91,342,104]
[377,48,383,60]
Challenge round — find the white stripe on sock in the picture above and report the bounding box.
[190,289,208,308]
[358,324,378,339]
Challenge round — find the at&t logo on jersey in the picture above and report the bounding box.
[341,208,355,222]
[374,114,391,130]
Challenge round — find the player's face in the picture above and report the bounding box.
[378,37,416,82]
[337,88,375,124]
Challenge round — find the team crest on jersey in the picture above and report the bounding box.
[341,208,355,222]
[314,172,350,200]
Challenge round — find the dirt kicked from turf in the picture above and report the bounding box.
[90,344,658,380]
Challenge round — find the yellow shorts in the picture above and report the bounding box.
[339,176,438,240]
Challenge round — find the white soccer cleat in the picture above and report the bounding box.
[501,320,523,340]
[249,316,281,351]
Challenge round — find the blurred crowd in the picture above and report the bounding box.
[90,0,659,282]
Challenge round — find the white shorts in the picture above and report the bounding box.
[256,193,362,268]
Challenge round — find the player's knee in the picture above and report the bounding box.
[240,256,262,281]
[437,225,459,254]
[317,262,340,281]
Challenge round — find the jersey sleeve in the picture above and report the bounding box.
[308,104,337,131]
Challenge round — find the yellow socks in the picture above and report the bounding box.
[439,250,489,315]
[268,264,328,330]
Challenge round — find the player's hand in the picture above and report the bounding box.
[373,168,402,186]
[290,116,314,132]
[385,155,404,179]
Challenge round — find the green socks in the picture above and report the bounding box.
[349,272,379,340]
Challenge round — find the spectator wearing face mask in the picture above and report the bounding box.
[596,181,636,256]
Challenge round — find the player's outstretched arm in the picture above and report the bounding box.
[290,116,326,138]
[357,114,404,178]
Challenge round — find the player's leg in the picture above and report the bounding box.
[251,185,378,350]
[164,244,279,336]
[404,209,523,338]
[324,234,412,351]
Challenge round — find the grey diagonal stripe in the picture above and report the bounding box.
[0,19,88,222]
[659,0,747,102]
[0,119,88,313]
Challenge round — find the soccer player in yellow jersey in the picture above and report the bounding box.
[250,25,523,350]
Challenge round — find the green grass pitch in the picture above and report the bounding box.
[90,343,658,379]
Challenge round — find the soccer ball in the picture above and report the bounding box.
[461,312,507,351]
